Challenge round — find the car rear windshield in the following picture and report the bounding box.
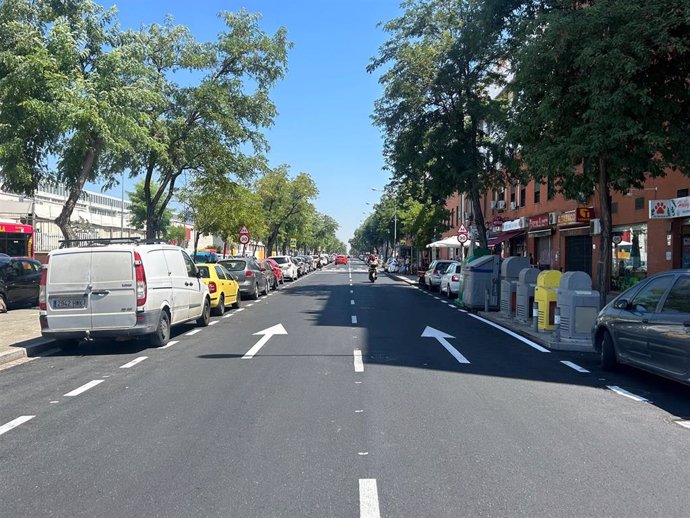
[272,257,288,264]
[219,260,246,271]
[436,262,452,274]
[197,266,210,278]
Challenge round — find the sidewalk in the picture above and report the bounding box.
[386,272,594,353]
[0,308,55,367]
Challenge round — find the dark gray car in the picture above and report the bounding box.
[0,256,43,310]
[218,257,270,300]
[592,269,690,385]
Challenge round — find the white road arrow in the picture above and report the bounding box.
[242,323,287,359]
[421,326,470,364]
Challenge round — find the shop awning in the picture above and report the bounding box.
[426,236,476,248]
[487,230,525,247]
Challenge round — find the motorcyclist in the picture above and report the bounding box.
[368,252,378,267]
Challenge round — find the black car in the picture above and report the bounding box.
[592,270,690,385]
[0,256,43,310]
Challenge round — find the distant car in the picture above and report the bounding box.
[264,258,284,285]
[592,270,690,386]
[218,257,269,300]
[0,256,42,310]
[268,255,299,281]
[440,262,462,298]
[197,263,240,315]
[260,259,279,289]
[335,255,348,265]
[424,260,455,291]
[293,256,307,276]
[192,251,218,263]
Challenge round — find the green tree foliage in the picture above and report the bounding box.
[129,181,172,237]
[255,167,318,255]
[131,11,291,239]
[507,0,690,304]
[369,0,509,248]
[0,0,158,240]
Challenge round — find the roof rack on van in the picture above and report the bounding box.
[58,237,174,248]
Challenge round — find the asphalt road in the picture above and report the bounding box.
[2,259,690,517]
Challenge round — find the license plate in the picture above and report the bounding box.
[52,298,86,309]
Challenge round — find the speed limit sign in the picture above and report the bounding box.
[457,233,468,244]
[239,234,249,245]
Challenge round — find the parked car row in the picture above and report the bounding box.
[0,255,43,311]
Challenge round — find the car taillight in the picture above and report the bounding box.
[246,270,254,277]
[39,258,48,310]
[134,251,147,307]
[208,281,217,293]
[451,275,459,282]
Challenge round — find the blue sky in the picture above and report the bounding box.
[95,0,403,246]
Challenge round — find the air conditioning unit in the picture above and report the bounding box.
[590,218,601,235]
[548,212,558,225]
[496,201,506,210]
[490,200,497,209]
[510,201,517,210]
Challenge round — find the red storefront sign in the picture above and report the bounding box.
[528,213,549,228]
[0,222,33,234]
[576,207,594,222]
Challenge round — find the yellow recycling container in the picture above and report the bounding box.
[534,270,562,331]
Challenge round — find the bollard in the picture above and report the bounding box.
[532,301,539,332]
[554,306,561,342]
[484,288,489,313]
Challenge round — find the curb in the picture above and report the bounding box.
[0,337,56,367]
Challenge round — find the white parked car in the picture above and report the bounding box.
[268,255,299,281]
[40,242,211,349]
[440,262,463,298]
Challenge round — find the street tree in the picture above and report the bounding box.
[0,0,158,240]
[129,181,173,238]
[507,0,690,306]
[131,12,291,239]
[369,0,509,249]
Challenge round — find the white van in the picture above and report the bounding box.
[39,243,211,349]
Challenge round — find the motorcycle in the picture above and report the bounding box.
[368,263,378,282]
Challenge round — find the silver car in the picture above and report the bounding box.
[268,255,299,281]
[424,260,455,291]
[440,262,462,298]
[218,257,270,300]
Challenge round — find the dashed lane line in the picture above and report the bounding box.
[158,340,179,349]
[119,356,148,369]
[359,479,381,518]
[0,416,35,436]
[561,361,590,373]
[351,315,358,324]
[185,329,202,336]
[353,349,364,372]
[467,313,550,353]
[64,380,105,397]
[607,385,649,403]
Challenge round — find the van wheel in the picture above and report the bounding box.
[56,339,79,352]
[232,291,241,309]
[150,311,170,347]
[600,331,617,371]
[214,295,225,316]
[197,299,211,327]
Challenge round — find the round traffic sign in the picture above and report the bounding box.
[612,235,622,245]
[239,234,250,245]
[457,233,468,244]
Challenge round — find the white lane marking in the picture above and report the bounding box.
[676,420,690,430]
[158,340,179,349]
[209,320,219,326]
[50,401,59,404]
[0,416,35,436]
[561,361,590,373]
[222,313,234,319]
[355,409,364,413]
[351,300,355,305]
[185,329,202,336]
[433,297,440,300]
[359,479,381,518]
[350,283,353,286]
[64,379,104,397]
[120,356,148,369]
[246,303,254,307]
[242,335,272,359]
[236,308,245,313]
[467,313,550,353]
[350,290,353,294]
[607,385,649,403]
[353,349,364,372]
[358,451,369,456]
[351,315,358,324]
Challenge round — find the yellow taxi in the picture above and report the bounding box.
[196,263,241,316]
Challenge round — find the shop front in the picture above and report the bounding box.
[649,195,690,270]
[612,223,648,290]
[557,208,594,277]
[527,213,554,269]
[488,217,527,258]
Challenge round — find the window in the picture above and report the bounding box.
[520,184,526,207]
[181,251,198,277]
[634,197,644,210]
[677,188,689,198]
[547,178,555,200]
[534,182,541,204]
[214,265,226,279]
[661,276,690,314]
[629,275,674,313]
[510,183,516,204]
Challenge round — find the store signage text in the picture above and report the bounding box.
[528,213,549,228]
[649,196,690,219]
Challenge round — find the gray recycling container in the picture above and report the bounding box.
[500,257,531,317]
[516,268,541,323]
[461,255,500,310]
[556,271,600,339]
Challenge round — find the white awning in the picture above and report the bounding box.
[426,236,474,248]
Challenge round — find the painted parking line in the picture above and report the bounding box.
[0,416,35,436]
[223,312,235,319]
[353,349,364,373]
[607,385,649,403]
[236,308,245,313]
[209,320,219,326]
[185,329,202,336]
[158,340,179,349]
[351,300,355,305]
[120,356,148,369]
[359,479,381,518]
[467,313,550,353]
[561,361,590,373]
[64,379,104,397]
[351,315,358,325]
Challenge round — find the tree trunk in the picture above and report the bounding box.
[597,154,612,309]
[470,189,488,249]
[193,230,201,261]
[55,138,103,242]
